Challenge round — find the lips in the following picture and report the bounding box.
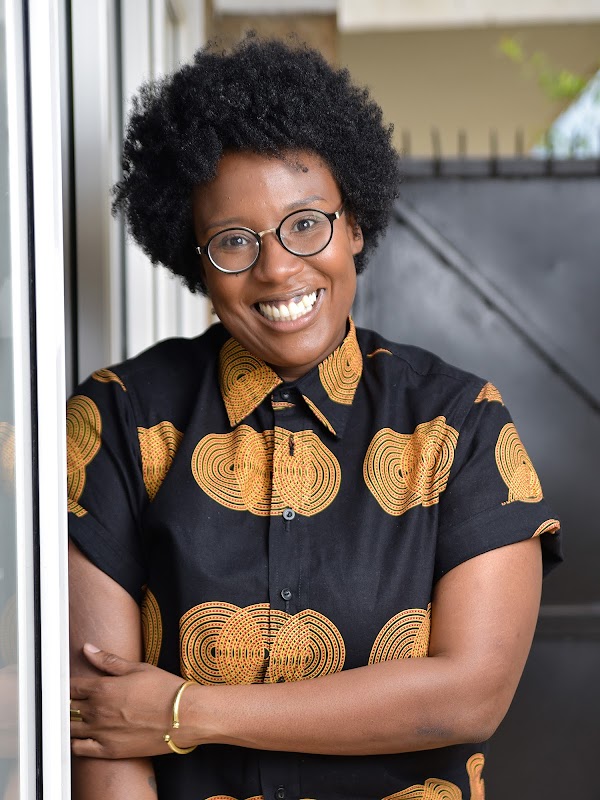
[257,290,319,321]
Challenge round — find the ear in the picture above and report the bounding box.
[345,212,364,256]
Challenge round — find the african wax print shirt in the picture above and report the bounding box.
[67,319,562,800]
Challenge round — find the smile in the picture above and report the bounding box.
[257,290,319,322]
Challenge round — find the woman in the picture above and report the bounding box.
[67,37,562,800]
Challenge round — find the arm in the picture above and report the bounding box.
[71,536,542,757]
[69,541,158,798]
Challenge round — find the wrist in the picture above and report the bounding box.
[169,683,209,749]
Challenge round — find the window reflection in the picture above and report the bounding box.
[0,0,19,795]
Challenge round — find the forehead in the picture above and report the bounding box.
[192,150,341,225]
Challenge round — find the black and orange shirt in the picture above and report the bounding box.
[67,319,561,800]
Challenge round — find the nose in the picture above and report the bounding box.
[252,229,304,283]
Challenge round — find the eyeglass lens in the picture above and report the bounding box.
[208,209,334,272]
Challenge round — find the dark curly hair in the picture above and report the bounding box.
[113,35,400,294]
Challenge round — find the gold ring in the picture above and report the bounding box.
[70,706,83,722]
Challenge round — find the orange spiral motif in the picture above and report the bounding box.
[495,423,542,504]
[138,421,183,501]
[66,395,102,517]
[180,602,272,685]
[318,319,363,405]
[532,518,560,538]
[301,395,336,436]
[192,426,340,517]
[191,426,273,515]
[366,348,393,358]
[467,753,486,800]
[92,368,126,392]
[0,422,15,488]
[205,796,264,800]
[179,602,345,686]
[383,778,462,800]
[474,382,503,404]
[364,418,458,517]
[271,428,341,516]
[267,609,346,683]
[369,605,431,663]
[219,338,282,426]
[141,588,162,666]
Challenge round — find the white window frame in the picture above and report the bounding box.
[6,0,71,797]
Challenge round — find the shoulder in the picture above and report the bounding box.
[72,323,229,425]
[105,323,228,388]
[356,325,487,411]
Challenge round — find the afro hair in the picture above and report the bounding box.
[113,35,400,294]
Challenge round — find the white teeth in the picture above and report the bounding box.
[258,291,318,321]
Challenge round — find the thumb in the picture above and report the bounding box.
[82,643,138,676]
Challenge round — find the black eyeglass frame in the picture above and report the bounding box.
[196,205,345,274]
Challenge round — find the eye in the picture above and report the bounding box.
[289,214,326,234]
[212,231,255,251]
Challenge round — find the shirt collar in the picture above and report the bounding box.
[218,318,363,438]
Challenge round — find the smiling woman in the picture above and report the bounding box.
[193,150,361,381]
[67,35,562,800]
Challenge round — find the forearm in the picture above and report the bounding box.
[183,656,489,756]
[71,757,157,800]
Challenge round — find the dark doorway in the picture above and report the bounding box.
[354,157,600,798]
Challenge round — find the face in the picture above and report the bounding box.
[192,150,363,382]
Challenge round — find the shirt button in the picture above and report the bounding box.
[275,788,286,800]
[282,507,295,521]
[281,588,292,601]
[281,390,291,401]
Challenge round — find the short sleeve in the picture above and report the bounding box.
[67,370,148,602]
[435,387,562,581]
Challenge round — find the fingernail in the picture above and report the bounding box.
[84,643,101,653]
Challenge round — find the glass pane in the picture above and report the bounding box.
[0,0,19,796]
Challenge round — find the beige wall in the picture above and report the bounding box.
[206,3,337,63]
[339,24,600,156]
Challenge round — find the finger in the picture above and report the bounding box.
[82,643,138,676]
[69,682,90,701]
[71,737,107,759]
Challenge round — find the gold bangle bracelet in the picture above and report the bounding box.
[163,680,197,755]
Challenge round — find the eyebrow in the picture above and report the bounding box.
[205,196,328,232]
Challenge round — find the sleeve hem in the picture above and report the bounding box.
[435,500,562,582]
[68,513,146,603]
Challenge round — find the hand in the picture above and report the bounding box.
[70,644,193,759]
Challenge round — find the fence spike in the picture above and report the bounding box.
[515,128,524,158]
[458,129,467,158]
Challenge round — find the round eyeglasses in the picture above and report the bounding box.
[196,205,345,274]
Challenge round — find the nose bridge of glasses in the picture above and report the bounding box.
[256,225,279,242]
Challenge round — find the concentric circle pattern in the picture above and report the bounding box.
[467,753,485,800]
[191,426,273,515]
[267,609,346,683]
[191,426,340,517]
[271,428,341,516]
[364,418,458,517]
[219,338,281,426]
[138,421,184,501]
[383,778,462,800]
[369,605,431,664]
[318,318,363,405]
[141,588,162,666]
[474,382,503,405]
[179,602,345,686]
[532,518,560,538]
[495,423,542,504]
[92,368,127,392]
[66,395,102,517]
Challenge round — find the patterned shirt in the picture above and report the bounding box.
[67,319,562,800]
